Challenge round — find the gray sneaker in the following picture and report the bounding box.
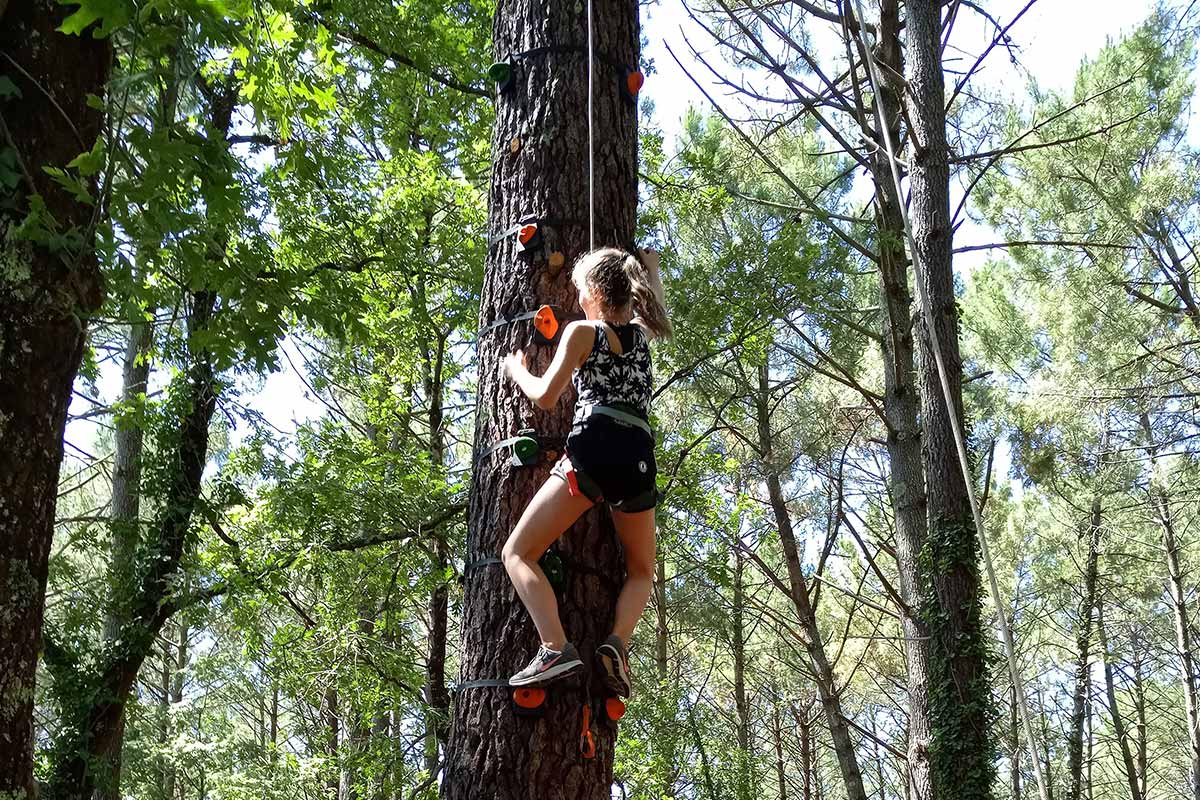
[596,634,631,697]
[509,642,584,686]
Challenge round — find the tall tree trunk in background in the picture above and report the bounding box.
[325,687,340,800]
[1067,498,1102,800]
[1131,637,1148,798]
[655,557,669,678]
[419,295,450,777]
[733,547,753,800]
[440,0,639,795]
[1097,605,1142,800]
[1140,411,1200,800]
[43,77,234,798]
[864,3,932,797]
[271,683,281,771]
[773,691,789,800]
[653,554,678,797]
[95,316,156,800]
[44,292,219,800]
[793,697,816,800]
[756,364,868,800]
[158,634,171,800]
[0,3,108,795]
[904,1,995,796]
[1011,681,1022,800]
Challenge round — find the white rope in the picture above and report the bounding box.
[586,0,595,251]
[849,4,1050,799]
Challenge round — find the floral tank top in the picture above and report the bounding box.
[572,322,653,424]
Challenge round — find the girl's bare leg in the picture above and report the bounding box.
[609,507,657,645]
[501,475,594,649]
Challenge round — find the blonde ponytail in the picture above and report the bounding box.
[624,253,673,339]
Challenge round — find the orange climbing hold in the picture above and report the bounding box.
[626,70,644,96]
[512,686,546,711]
[605,696,625,722]
[533,304,559,341]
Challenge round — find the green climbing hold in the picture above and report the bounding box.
[488,62,513,90]
[510,430,539,466]
[540,550,566,591]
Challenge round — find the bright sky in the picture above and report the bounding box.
[66,0,1174,458]
[643,0,1155,147]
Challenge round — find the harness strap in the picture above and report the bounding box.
[452,678,511,693]
[578,403,652,435]
[498,44,629,75]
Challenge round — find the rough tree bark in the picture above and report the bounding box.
[440,0,639,795]
[903,1,996,796]
[1067,497,1102,800]
[755,364,869,800]
[864,3,933,797]
[0,2,109,796]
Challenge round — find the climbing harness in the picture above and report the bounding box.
[850,4,1050,799]
[577,402,653,435]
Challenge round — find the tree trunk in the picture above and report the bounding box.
[733,548,753,800]
[422,315,450,777]
[326,687,340,800]
[756,364,869,800]
[653,553,677,797]
[904,1,995,796]
[158,634,171,800]
[42,77,234,798]
[1067,497,1102,800]
[440,0,639,795]
[1097,605,1142,800]
[94,316,156,800]
[44,288,218,800]
[1140,411,1200,800]
[866,3,932,797]
[0,2,108,795]
[1131,637,1148,799]
[773,691,789,800]
[795,698,815,800]
[1011,680,1022,800]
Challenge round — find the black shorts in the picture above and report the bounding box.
[551,416,658,512]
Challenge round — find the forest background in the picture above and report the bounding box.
[6,0,1200,798]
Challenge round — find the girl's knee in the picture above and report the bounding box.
[501,539,521,567]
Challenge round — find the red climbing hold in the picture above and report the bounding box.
[605,696,625,722]
[626,70,644,96]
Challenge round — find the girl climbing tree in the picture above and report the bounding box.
[441,0,644,796]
